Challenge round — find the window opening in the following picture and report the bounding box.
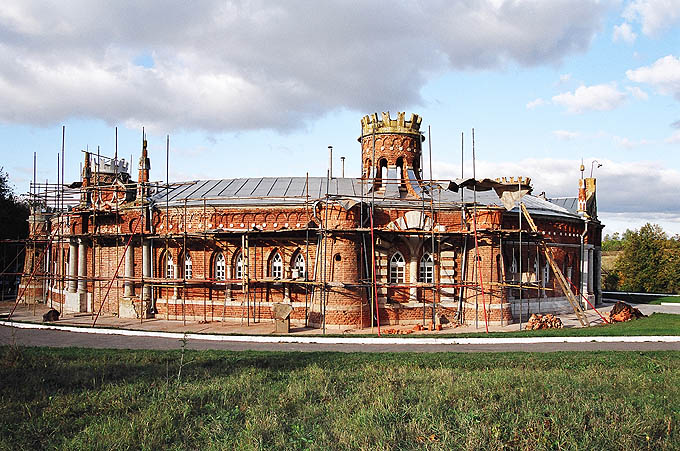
[215,253,226,281]
[271,253,283,279]
[185,254,192,279]
[293,253,305,278]
[235,252,243,280]
[165,253,174,279]
[389,252,405,283]
[419,253,434,283]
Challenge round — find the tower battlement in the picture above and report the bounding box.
[360,111,424,139]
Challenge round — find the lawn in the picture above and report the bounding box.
[0,346,678,450]
[603,292,680,305]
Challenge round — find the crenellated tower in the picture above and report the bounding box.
[358,112,425,195]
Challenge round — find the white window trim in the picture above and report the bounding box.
[185,254,192,280]
[166,253,174,279]
[419,253,434,283]
[389,252,405,284]
[271,253,283,279]
[215,253,226,281]
[293,253,305,278]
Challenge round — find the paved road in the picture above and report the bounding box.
[2,325,679,353]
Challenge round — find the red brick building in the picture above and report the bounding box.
[21,112,603,329]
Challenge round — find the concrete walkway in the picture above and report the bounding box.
[1,300,631,337]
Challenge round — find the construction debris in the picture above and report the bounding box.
[525,313,563,330]
[608,301,646,322]
[42,308,60,322]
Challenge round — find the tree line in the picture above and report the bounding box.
[602,224,680,294]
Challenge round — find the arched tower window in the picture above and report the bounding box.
[214,253,226,281]
[419,253,434,283]
[270,252,283,278]
[396,157,406,189]
[364,158,372,179]
[389,252,405,283]
[380,158,388,186]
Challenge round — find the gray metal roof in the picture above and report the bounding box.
[149,176,579,220]
[547,197,579,214]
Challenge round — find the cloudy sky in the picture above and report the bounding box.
[1,0,679,235]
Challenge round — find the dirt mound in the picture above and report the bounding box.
[608,301,646,322]
[525,313,563,330]
[42,309,60,322]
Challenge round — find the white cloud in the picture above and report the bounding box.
[665,130,680,143]
[526,98,546,109]
[613,22,637,43]
[0,0,610,132]
[626,55,680,100]
[613,136,651,148]
[623,0,680,36]
[553,130,580,140]
[552,83,627,113]
[433,157,680,234]
[625,86,649,99]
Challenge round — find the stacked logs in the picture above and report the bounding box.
[609,301,646,322]
[525,313,563,330]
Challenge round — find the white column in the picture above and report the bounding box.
[68,240,78,293]
[124,244,134,297]
[173,262,179,299]
[581,247,589,301]
[77,238,87,294]
[588,248,594,295]
[142,239,151,301]
[409,258,418,301]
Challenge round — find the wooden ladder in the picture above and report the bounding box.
[520,203,589,327]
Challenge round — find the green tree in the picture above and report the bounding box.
[0,169,29,240]
[602,232,623,251]
[660,235,680,294]
[614,223,671,293]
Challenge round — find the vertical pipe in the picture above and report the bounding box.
[519,180,523,330]
[305,172,309,327]
[428,125,436,324]
[340,156,345,178]
[328,146,333,180]
[370,123,379,335]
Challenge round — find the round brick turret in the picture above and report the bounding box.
[358,112,425,194]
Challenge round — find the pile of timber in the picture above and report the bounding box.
[608,301,646,322]
[525,313,563,330]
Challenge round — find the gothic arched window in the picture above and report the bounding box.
[389,252,405,283]
[419,253,434,283]
[214,253,226,281]
[270,253,283,279]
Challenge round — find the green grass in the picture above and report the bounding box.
[358,313,680,338]
[604,293,680,305]
[1,347,679,450]
[345,312,680,338]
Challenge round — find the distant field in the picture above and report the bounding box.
[601,250,621,271]
[0,347,677,450]
[604,293,680,305]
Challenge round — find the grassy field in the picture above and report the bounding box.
[1,346,678,450]
[374,313,680,338]
[604,293,680,305]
